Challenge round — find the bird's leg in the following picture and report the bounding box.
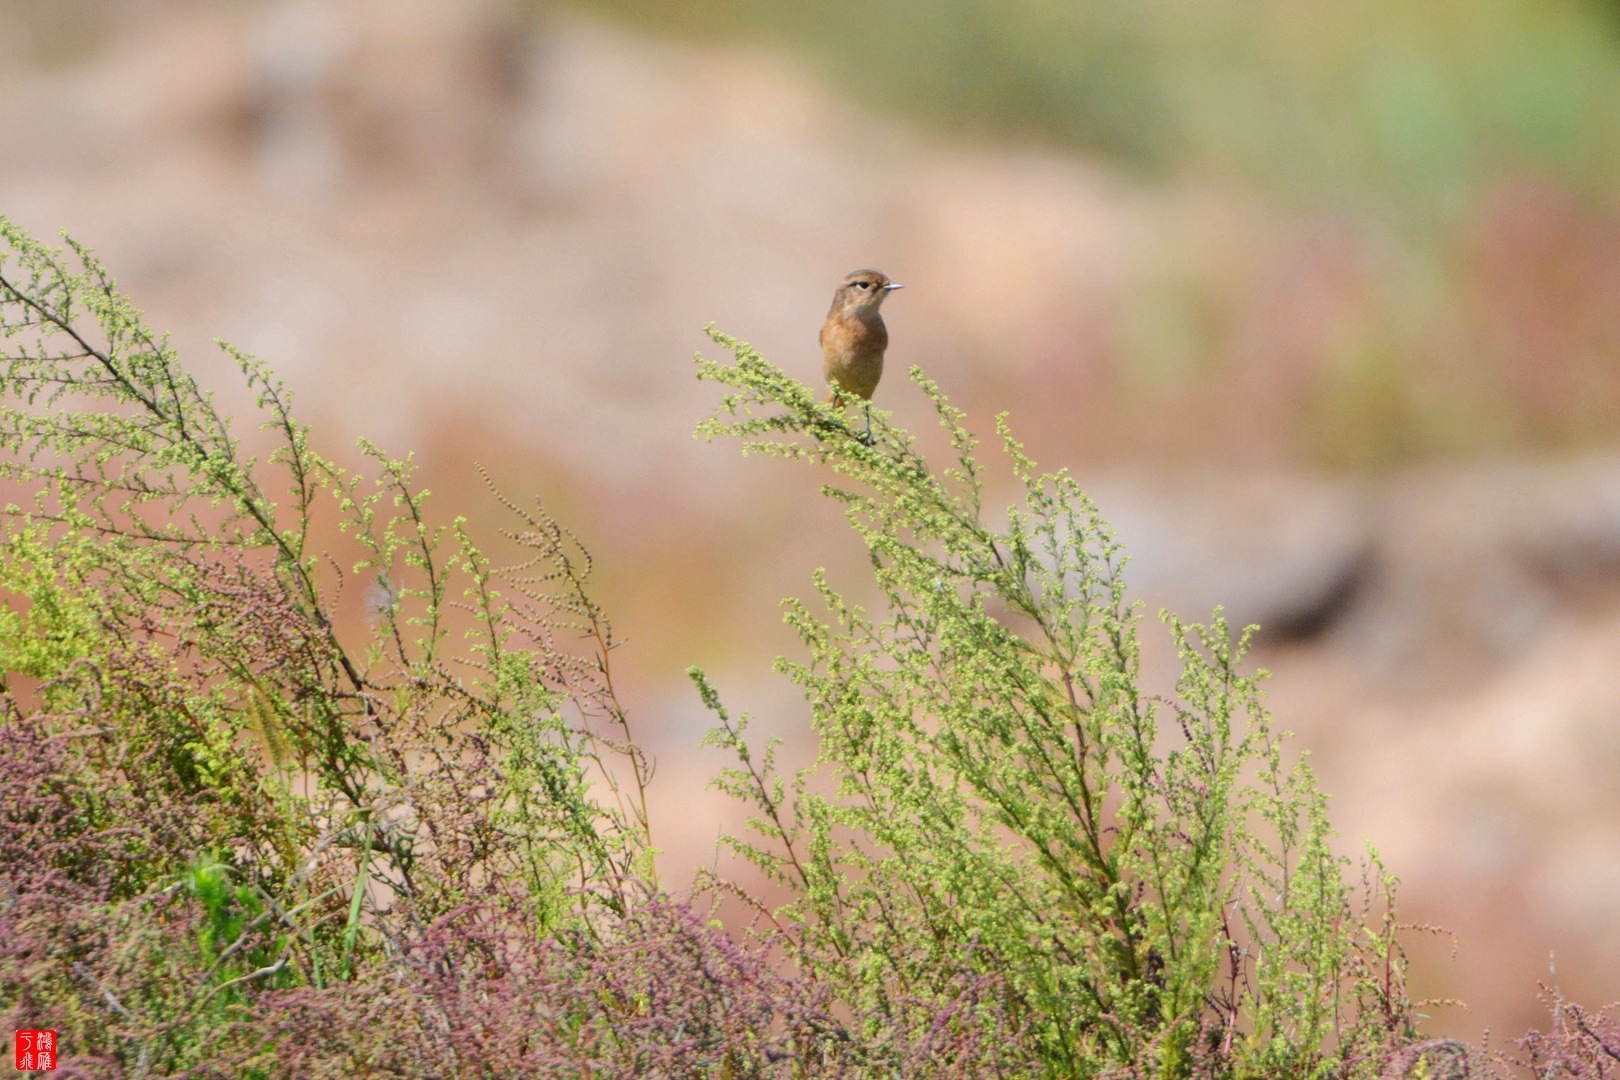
[822,388,866,443]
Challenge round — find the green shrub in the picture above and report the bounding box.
[0,217,654,1071]
[694,329,1421,1076]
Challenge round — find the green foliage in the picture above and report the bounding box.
[693,328,1421,1076]
[181,852,297,1004]
[0,217,653,1067]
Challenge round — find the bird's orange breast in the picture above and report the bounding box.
[821,313,888,400]
[820,314,887,360]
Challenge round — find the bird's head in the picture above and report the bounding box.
[832,269,902,315]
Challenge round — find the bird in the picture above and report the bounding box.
[820,268,902,441]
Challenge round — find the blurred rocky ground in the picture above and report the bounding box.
[2,0,1616,1039]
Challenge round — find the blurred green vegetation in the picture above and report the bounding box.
[561,0,1620,217]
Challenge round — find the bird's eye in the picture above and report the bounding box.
[855,281,871,290]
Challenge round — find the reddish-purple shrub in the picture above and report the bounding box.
[260,897,1034,1077]
[1507,987,1620,1080]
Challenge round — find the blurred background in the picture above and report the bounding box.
[3,0,1618,1042]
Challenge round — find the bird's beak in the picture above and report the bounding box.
[884,282,904,291]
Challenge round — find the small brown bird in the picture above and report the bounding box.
[821,269,902,428]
